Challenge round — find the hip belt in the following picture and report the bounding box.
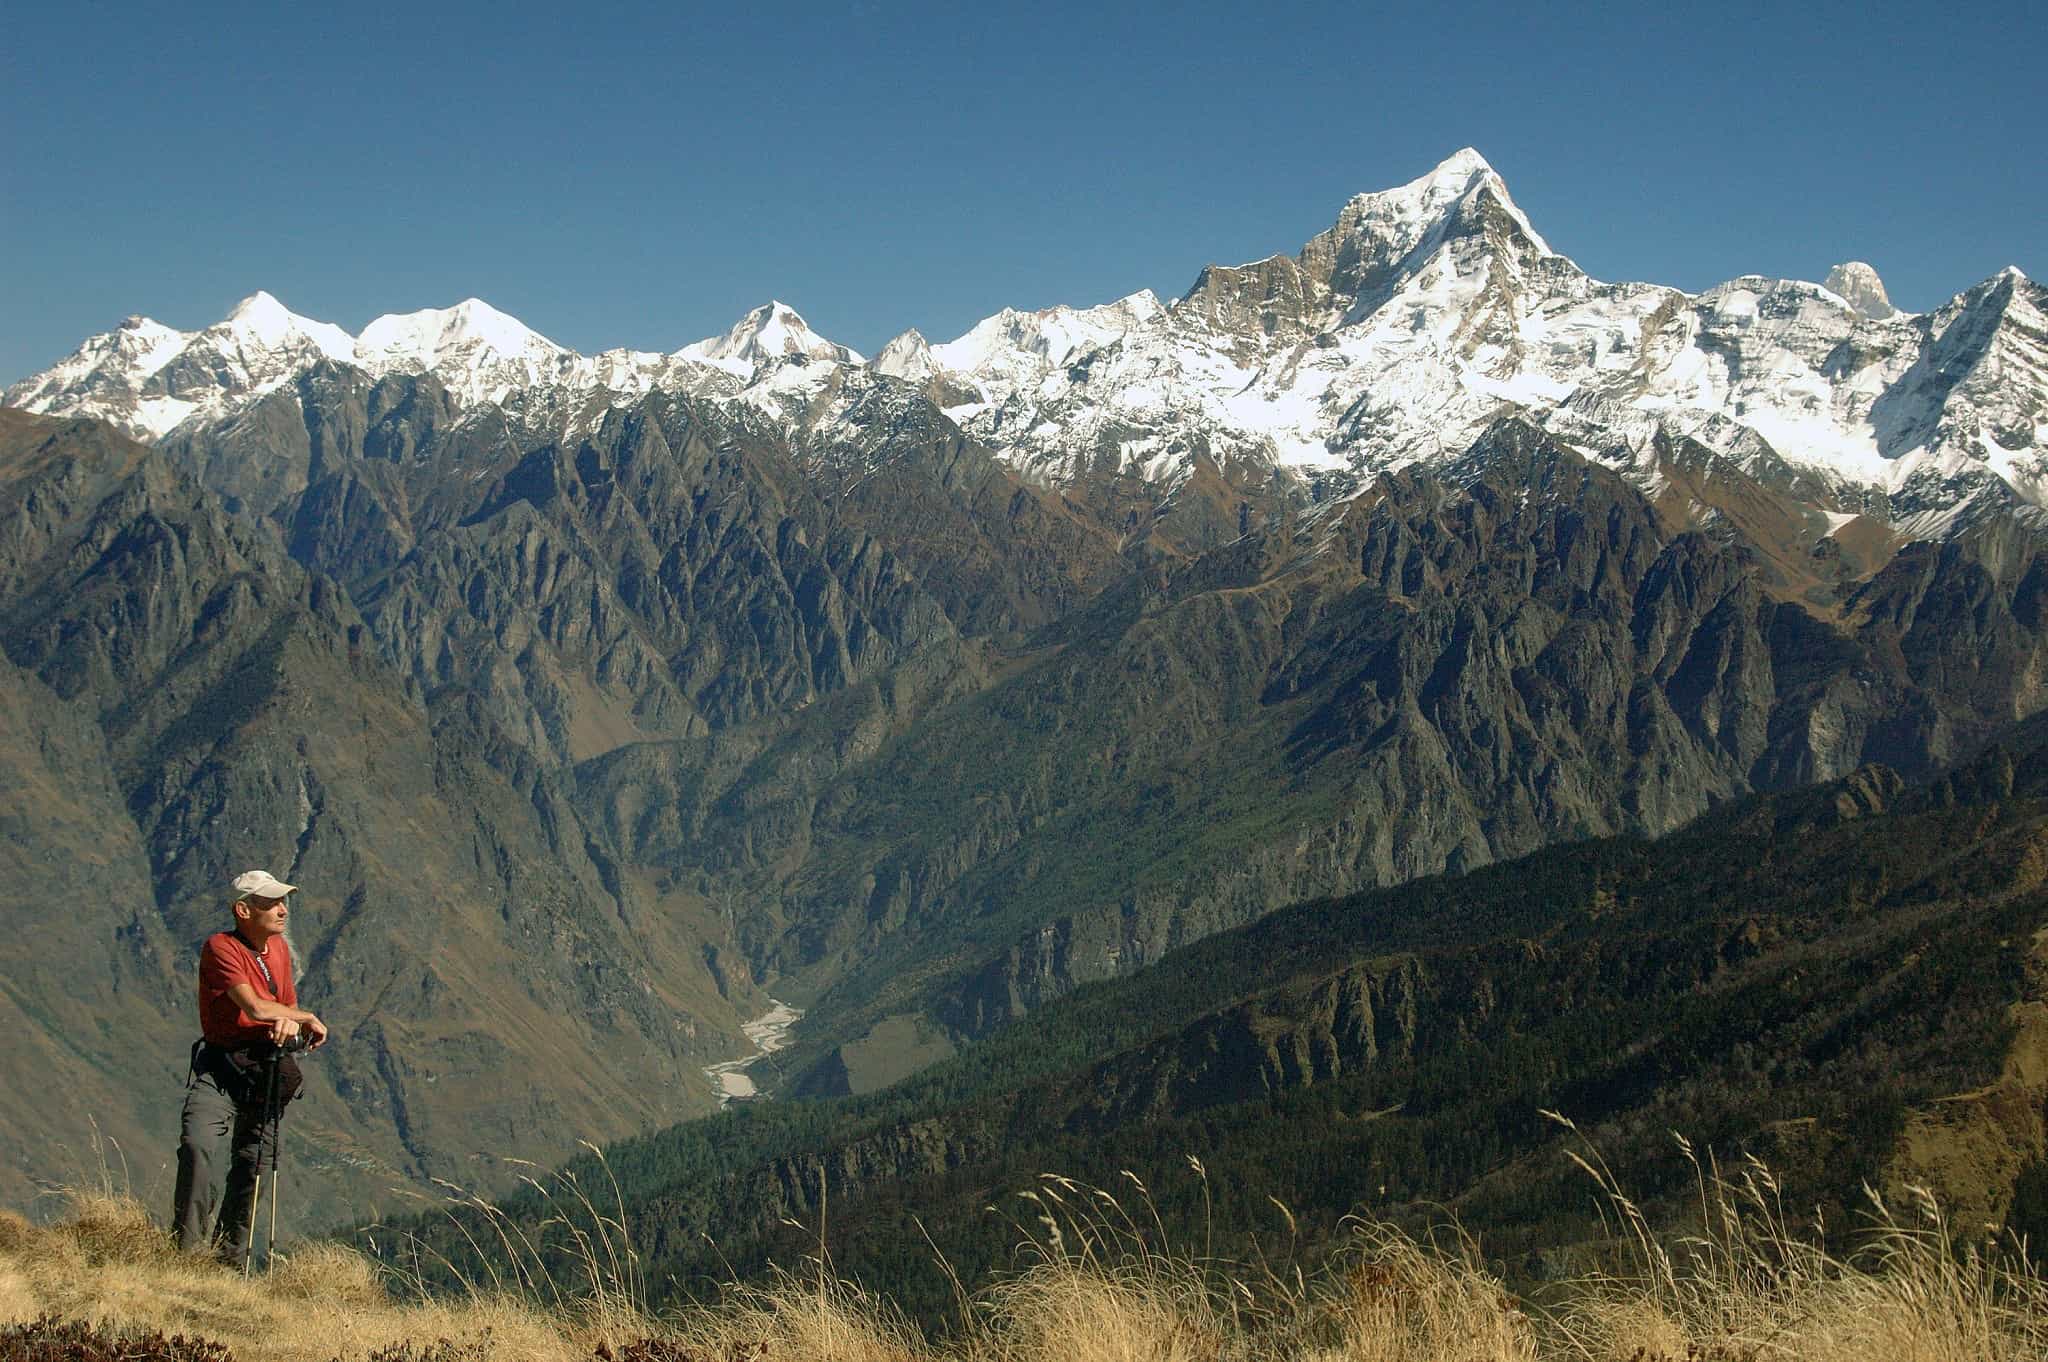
[189,1039,305,1107]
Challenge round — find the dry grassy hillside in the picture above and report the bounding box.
[5,1138,2047,1362]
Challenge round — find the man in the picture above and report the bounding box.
[172,869,328,1260]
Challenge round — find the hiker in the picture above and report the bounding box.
[171,870,327,1260]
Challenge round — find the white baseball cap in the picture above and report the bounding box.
[231,870,297,900]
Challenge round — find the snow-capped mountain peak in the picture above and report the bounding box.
[106,315,192,378]
[225,290,292,336]
[0,315,194,431]
[1823,262,1897,320]
[1396,146,1507,214]
[1318,147,1553,272]
[350,298,578,407]
[357,298,560,370]
[873,328,935,381]
[1431,145,1493,176]
[215,291,355,362]
[679,301,861,375]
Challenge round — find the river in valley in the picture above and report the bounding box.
[702,999,803,1106]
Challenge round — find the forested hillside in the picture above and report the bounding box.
[392,722,2048,1328]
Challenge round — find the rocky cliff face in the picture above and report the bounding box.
[662,420,2048,1083]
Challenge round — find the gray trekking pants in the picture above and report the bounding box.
[171,1064,271,1260]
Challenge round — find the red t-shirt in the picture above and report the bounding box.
[198,931,297,1047]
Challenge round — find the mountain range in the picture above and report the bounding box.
[14,150,2045,539]
[3,150,2047,1231]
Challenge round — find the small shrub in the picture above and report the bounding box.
[356,1334,493,1362]
[591,1341,707,1362]
[0,1313,235,1361]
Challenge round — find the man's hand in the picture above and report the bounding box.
[304,1014,329,1050]
[270,1016,302,1045]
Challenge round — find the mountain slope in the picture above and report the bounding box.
[586,419,2048,1090]
[5,376,2045,1223]
[3,148,2047,1226]
[0,644,174,1208]
[0,391,1136,1215]
[0,411,765,1219]
[425,726,2048,1328]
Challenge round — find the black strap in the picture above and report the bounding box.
[232,929,278,994]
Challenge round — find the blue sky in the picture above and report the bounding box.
[4,0,2042,382]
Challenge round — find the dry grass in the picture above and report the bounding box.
[0,1200,587,1362]
[1302,1219,1540,1362]
[4,1136,2046,1362]
[1543,1115,2048,1362]
[663,1272,925,1362]
[959,1168,1238,1362]
[950,1164,1543,1362]
[971,1265,1224,1362]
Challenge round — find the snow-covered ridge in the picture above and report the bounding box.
[928,290,1165,376]
[3,292,855,440]
[889,150,2041,537]
[8,148,2043,539]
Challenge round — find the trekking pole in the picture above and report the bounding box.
[241,1170,263,1276]
[267,1063,282,1272]
[241,1051,284,1276]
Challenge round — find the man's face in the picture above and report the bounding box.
[236,894,289,936]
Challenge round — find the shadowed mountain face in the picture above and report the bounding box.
[4,365,2048,1223]
[0,394,1135,1216]
[394,722,2048,1330]
[0,409,828,1217]
[624,419,2048,1089]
